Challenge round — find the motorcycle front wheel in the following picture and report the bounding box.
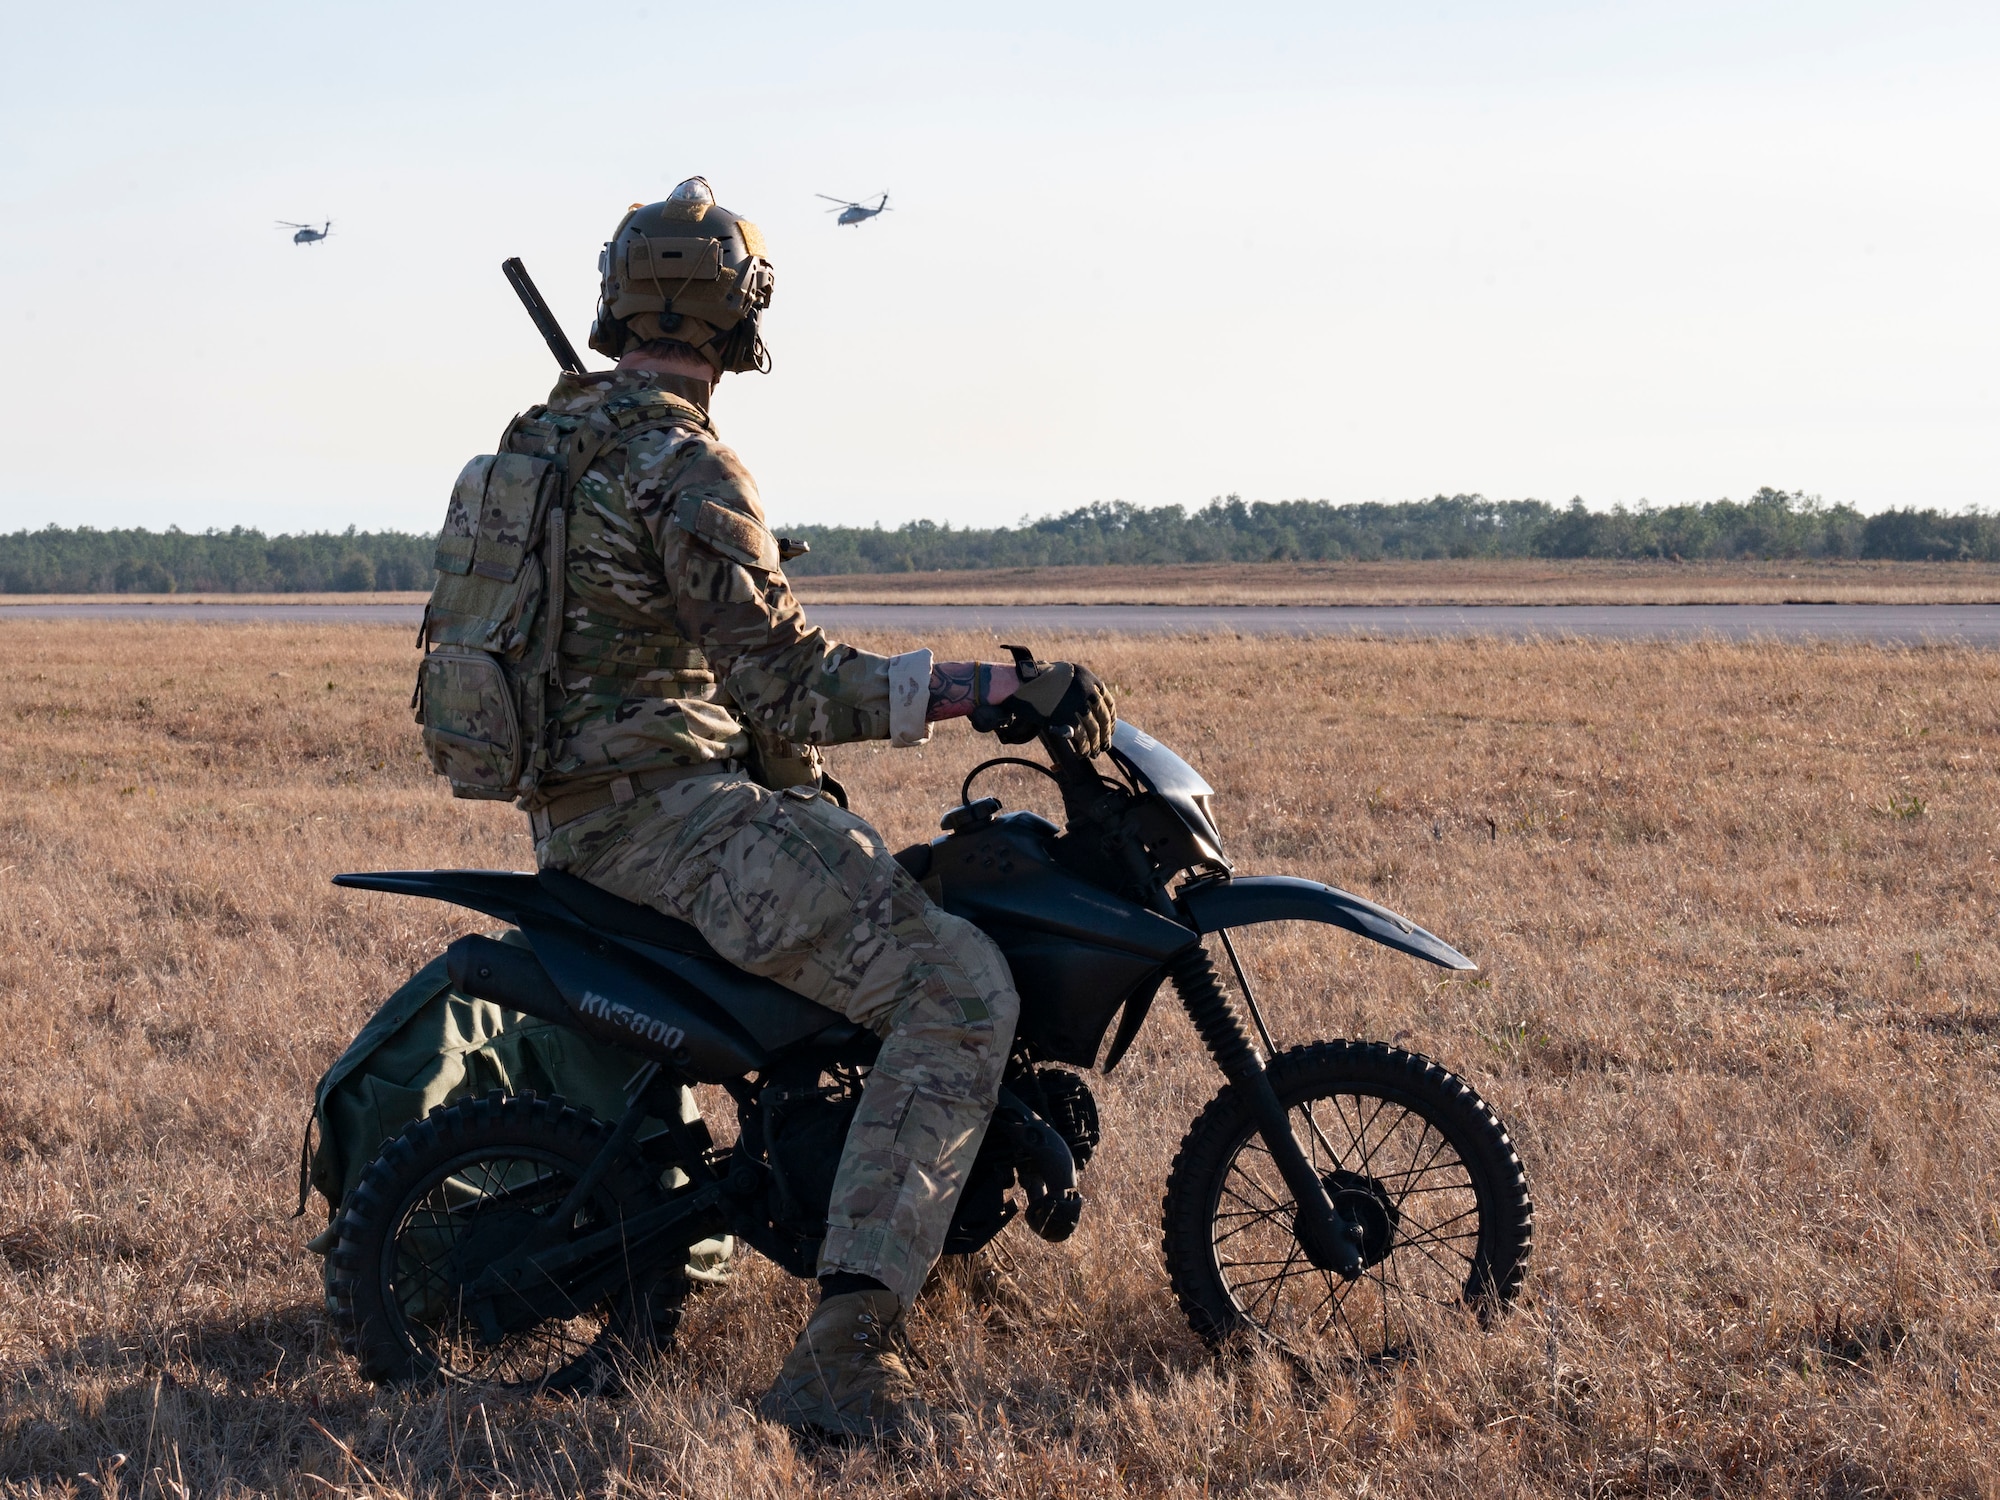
[1163,1041,1532,1363]
[327,1092,685,1396]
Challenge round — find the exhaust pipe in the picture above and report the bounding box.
[994,1088,1084,1242]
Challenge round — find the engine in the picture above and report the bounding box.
[757,1064,1103,1264]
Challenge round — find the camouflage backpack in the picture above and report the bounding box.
[414,387,711,800]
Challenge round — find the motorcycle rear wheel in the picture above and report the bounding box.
[1163,1041,1532,1363]
[327,1091,685,1395]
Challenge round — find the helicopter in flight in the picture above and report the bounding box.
[815,193,890,226]
[278,220,332,245]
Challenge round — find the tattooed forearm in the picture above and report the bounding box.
[926,660,1020,721]
[926,662,979,721]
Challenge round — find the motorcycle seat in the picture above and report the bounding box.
[536,867,869,1054]
[544,848,937,950]
[537,868,723,960]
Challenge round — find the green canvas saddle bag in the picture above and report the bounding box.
[300,932,730,1283]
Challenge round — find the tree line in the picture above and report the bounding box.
[0,527,432,594]
[786,489,1999,571]
[2,490,1996,592]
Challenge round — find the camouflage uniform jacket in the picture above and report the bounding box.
[502,369,930,805]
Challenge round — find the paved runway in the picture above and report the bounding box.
[4,600,1998,645]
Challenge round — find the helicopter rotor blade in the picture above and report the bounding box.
[813,194,856,205]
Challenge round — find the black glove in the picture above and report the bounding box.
[970,646,1118,758]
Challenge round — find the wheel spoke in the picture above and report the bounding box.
[1329,1092,1369,1167]
[1393,1226,1481,1286]
[1384,1177,1477,1197]
[1213,1213,1291,1249]
[1220,1173,1290,1217]
[1294,1097,1346,1172]
[1380,1270,1464,1309]
[1399,1234,1479,1282]
[1237,1238,1305,1324]
[1212,1201,1289,1225]
[1303,1272,1338,1332]
[1391,1117,1438,1196]
[1396,1218,1479,1259]
[1350,1095,1394,1175]
[1379,1127,1456,1196]
[1398,1203,1480,1241]
[1329,1277,1368,1353]
[1223,1258,1306,1291]
[1317,1270,1354,1336]
[1213,1200,1283,1220]
[1219,1252,1323,1270]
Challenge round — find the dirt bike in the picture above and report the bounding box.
[326,720,1533,1393]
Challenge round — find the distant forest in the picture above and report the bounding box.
[2,490,1996,592]
[0,527,432,594]
[783,491,2000,574]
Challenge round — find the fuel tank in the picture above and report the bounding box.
[916,814,1198,1068]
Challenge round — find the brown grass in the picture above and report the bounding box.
[791,558,2000,607]
[2,621,1997,1497]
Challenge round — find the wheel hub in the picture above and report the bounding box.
[1322,1169,1400,1270]
[408,1202,562,1342]
[442,1205,545,1283]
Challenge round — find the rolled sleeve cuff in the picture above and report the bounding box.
[887,648,934,748]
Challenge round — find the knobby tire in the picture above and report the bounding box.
[326,1091,685,1396]
[1162,1041,1532,1364]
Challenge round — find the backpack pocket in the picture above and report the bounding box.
[423,453,556,657]
[437,454,559,579]
[475,454,560,580]
[415,647,522,797]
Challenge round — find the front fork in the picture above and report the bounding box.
[1169,946,1366,1278]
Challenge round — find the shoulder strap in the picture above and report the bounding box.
[558,389,711,502]
[536,389,714,692]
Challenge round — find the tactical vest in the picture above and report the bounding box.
[414,386,712,802]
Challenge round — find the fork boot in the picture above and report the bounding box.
[758,1289,930,1440]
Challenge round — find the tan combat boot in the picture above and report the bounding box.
[759,1289,930,1440]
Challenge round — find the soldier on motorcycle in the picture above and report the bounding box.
[469,177,1115,1438]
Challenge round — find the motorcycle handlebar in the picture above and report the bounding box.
[1039,726,1130,833]
[1039,724,1091,778]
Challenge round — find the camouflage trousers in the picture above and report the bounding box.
[535,772,1020,1308]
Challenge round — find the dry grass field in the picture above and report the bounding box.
[2,620,1997,1497]
[789,559,2000,607]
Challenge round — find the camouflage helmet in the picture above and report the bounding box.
[589,177,775,372]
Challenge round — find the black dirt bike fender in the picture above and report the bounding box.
[1179,876,1477,971]
[334,868,561,927]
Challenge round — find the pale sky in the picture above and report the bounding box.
[1,1,1994,534]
